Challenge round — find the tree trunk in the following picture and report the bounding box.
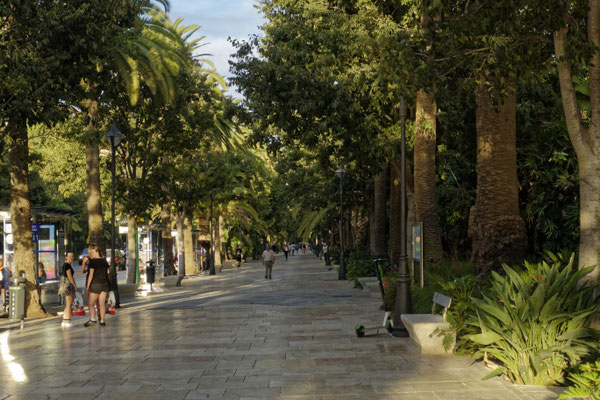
[214,214,223,265]
[390,160,417,270]
[414,89,443,264]
[83,99,106,255]
[176,211,185,276]
[85,142,105,253]
[390,160,402,269]
[9,120,46,317]
[468,81,526,277]
[554,9,600,285]
[126,214,137,284]
[369,167,388,255]
[161,202,175,275]
[184,215,195,274]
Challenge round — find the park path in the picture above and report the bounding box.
[0,253,563,399]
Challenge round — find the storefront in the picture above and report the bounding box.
[0,206,78,280]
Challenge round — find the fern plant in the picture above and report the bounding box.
[559,360,600,399]
[469,252,600,385]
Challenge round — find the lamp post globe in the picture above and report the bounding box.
[104,123,124,307]
[335,164,346,280]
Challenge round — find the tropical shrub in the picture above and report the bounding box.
[559,360,600,400]
[383,260,473,314]
[346,247,376,286]
[469,253,600,386]
[438,275,484,355]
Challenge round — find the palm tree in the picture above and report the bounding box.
[369,166,388,255]
[83,3,189,256]
[468,79,526,276]
[414,90,443,264]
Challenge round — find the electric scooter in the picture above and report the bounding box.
[355,258,394,337]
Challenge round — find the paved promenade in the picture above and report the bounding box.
[0,253,563,399]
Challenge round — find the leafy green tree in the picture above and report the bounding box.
[553,0,600,285]
[0,0,143,317]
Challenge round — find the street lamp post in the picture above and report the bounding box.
[105,123,124,307]
[335,164,346,280]
[393,96,412,337]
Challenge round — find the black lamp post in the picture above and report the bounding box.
[105,123,124,307]
[393,96,412,337]
[335,164,346,280]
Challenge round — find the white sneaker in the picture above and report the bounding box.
[61,320,71,328]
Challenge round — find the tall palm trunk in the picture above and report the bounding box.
[176,211,185,276]
[183,216,195,274]
[554,6,600,286]
[9,120,46,317]
[369,166,388,255]
[414,90,443,264]
[390,160,417,269]
[468,80,526,276]
[126,213,137,284]
[85,142,105,252]
[161,202,175,275]
[214,215,224,265]
[83,98,106,256]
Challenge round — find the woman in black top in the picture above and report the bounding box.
[85,244,110,327]
[61,252,77,328]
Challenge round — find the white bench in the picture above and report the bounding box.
[401,292,455,355]
[219,259,243,272]
[357,276,377,289]
[118,283,139,298]
[163,275,183,288]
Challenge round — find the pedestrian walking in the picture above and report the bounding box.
[262,244,276,280]
[59,252,77,328]
[323,242,330,265]
[84,244,110,327]
[283,244,289,261]
[235,247,242,268]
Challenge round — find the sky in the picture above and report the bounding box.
[169,0,266,94]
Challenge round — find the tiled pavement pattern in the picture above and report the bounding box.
[0,253,564,399]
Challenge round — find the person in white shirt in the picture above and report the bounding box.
[262,244,276,280]
[322,242,330,265]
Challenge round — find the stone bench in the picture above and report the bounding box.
[357,276,377,289]
[163,275,183,288]
[118,283,139,298]
[219,259,243,272]
[401,292,455,355]
[365,281,384,299]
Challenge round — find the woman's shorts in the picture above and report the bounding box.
[89,282,109,294]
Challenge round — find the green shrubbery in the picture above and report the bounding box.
[468,253,600,385]
[559,360,600,399]
[382,259,474,314]
[438,275,484,355]
[345,247,377,286]
[372,251,600,387]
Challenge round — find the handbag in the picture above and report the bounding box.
[58,276,74,297]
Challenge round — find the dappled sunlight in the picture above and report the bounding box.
[0,331,27,383]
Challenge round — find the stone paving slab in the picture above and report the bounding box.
[0,253,564,399]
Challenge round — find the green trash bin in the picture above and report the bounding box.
[9,276,26,320]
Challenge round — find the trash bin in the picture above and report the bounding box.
[9,276,26,320]
[146,265,155,284]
